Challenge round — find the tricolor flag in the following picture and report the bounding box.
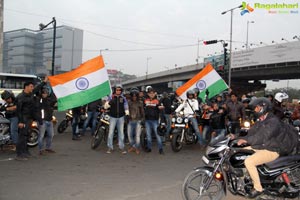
[48,56,112,111]
[176,63,228,101]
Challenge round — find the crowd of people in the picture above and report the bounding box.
[1,81,300,162]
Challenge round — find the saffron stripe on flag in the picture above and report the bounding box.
[49,56,105,87]
[57,81,111,111]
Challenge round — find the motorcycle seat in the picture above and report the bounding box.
[264,154,300,169]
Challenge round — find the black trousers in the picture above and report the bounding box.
[16,120,32,156]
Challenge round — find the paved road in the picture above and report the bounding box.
[0,112,243,200]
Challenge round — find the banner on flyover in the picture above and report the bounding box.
[231,41,300,68]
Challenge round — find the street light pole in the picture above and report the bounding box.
[146,57,151,80]
[246,21,254,49]
[39,17,56,76]
[221,4,242,88]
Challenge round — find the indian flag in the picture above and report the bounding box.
[48,56,112,111]
[176,63,228,101]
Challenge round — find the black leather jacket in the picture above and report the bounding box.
[241,113,283,154]
[16,91,36,123]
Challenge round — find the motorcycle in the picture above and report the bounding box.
[182,135,300,200]
[91,108,110,149]
[170,111,198,152]
[91,108,126,149]
[57,109,87,134]
[0,116,39,148]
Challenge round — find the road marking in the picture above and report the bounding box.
[0,158,14,162]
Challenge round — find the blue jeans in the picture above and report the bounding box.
[211,129,226,142]
[189,117,205,145]
[164,114,172,138]
[107,116,125,150]
[9,117,18,144]
[38,120,54,150]
[82,111,99,135]
[145,120,163,150]
[127,120,142,149]
[202,125,211,144]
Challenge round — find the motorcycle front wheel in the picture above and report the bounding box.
[57,119,68,134]
[140,127,147,151]
[171,131,183,152]
[182,168,225,200]
[27,128,39,147]
[91,125,104,149]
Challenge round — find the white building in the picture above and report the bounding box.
[3,25,83,75]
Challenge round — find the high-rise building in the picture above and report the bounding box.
[3,25,83,75]
[0,0,3,72]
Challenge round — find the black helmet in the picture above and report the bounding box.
[249,97,272,117]
[242,98,251,104]
[1,90,14,100]
[186,90,195,98]
[157,123,167,136]
[130,87,139,97]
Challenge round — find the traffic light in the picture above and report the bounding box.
[224,47,228,66]
[218,66,225,78]
[203,40,218,45]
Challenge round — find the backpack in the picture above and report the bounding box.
[278,121,299,155]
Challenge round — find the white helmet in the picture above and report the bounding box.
[274,92,289,103]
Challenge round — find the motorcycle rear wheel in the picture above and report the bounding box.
[91,126,104,149]
[27,128,39,147]
[57,119,68,134]
[182,168,224,200]
[171,132,183,152]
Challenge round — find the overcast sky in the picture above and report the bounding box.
[3,0,300,89]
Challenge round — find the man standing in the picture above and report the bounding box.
[226,93,245,135]
[105,84,129,154]
[15,81,35,161]
[36,88,57,155]
[144,87,164,154]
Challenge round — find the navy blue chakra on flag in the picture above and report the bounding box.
[196,80,206,91]
[75,77,89,90]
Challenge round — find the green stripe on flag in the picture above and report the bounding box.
[57,80,111,111]
[199,79,228,101]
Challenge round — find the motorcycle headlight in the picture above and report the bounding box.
[184,118,189,123]
[244,121,250,128]
[176,117,183,124]
[31,121,38,127]
[104,114,110,121]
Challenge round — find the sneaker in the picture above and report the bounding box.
[145,148,152,153]
[120,149,127,154]
[128,147,136,153]
[45,149,56,153]
[15,156,28,161]
[136,149,141,155]
[106,148,113,154]
[159,149,164,155]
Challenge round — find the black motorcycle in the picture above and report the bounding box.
[170,112,198,152]
[57,109,87,134]
[91,109,110,149]
[182,135,300,200]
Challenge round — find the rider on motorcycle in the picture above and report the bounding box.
[236,97,292,198]
[175,90,205,147]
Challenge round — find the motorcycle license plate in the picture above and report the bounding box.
[202,156,209,165]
